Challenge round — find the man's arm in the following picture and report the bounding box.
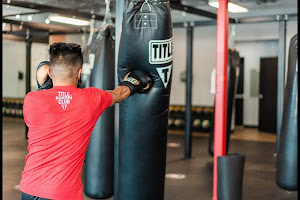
[106,70,153,107]
[36,61,53,90]
[37,64,50,86]
[106,86,131,107]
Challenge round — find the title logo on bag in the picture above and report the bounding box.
[56,92,72,110]
[149,38,173,64]
[156,65,172,88]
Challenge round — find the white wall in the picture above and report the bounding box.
[3,40,26,98]
[170,28,187,105]
[2,40,48,98]
[235,40,279,126]
[65,33,89,51]
[170,26,217,106]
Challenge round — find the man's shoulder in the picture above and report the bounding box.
[82,87,105,93]
[81,87,112,100]
[25,91,40,99]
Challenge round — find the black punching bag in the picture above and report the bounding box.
[116,1,173,200]
[209,49,240,156]
[276,34,298,191]
[84,25,115,199]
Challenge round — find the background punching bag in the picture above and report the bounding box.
[84,25,115,199]
[209,49,240,156]
[116,1,173,200]
[276,34,298,191]
[81,30,102,88]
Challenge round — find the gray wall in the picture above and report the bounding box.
[2,41,49,97]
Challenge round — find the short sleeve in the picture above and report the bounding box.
[91,87,113,117]
[23,93,33,126]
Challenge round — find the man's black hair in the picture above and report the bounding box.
[49,42,83,79]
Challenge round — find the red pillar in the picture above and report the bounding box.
[212,0,229,200]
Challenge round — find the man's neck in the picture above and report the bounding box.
[52,80,77,87]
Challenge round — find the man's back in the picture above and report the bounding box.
[20,86,112,200]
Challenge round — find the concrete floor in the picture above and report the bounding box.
[3,118,298,200]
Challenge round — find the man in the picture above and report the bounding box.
[19,42,153,200]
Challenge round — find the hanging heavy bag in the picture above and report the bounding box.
[116,0,173,200]
[276,34,298,191]
[84,25,115,199]
[208,49,240,156]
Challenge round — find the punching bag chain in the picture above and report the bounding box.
[86,19,95,46]
[141,0,152,12]
[102,0,112,27]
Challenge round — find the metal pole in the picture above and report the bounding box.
[212,0,229,199]
[114,0,124,199]
[184,24,193,159]
[25,29,32,139]
[276,15,287,156]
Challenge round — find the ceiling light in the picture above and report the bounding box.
[49,16,90,26]
[208,0,249,13]
[16,14,20,19]
[45,19,50,24]
[28,15,33,21]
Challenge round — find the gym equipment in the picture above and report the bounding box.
[192,106,197,114]
[174,118,185,128]
[116,1,173,199]
[203,107,211,116]
[174,105,181,113]
[18,99,24,118]
[202,119,211,132]
[169,105,175,114]
[209,49,240,156]
[195,107,204,115]
[180,106,186,113]
[192,119,202,129]
[217,153,245,200]
[168,118,175,127]
[276,34,298,191]
[84,25,115,199]
[119,70,153,95]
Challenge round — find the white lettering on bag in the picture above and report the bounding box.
[149,38,173,64]
[156,65,172,88]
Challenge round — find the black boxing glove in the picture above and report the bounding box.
[36,61,53,91]
[119,70,153,95]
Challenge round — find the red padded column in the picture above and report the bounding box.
[212,0,229,200]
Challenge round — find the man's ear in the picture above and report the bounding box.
[47,66,52,79]
[77,68,82,80]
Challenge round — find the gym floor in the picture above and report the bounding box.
[3,118,298,200]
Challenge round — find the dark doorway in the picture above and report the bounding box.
[258,57,278,133]
[235,57,244,126]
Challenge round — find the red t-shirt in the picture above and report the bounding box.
[19,86,113,200]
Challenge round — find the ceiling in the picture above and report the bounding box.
[2,0,298,35]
